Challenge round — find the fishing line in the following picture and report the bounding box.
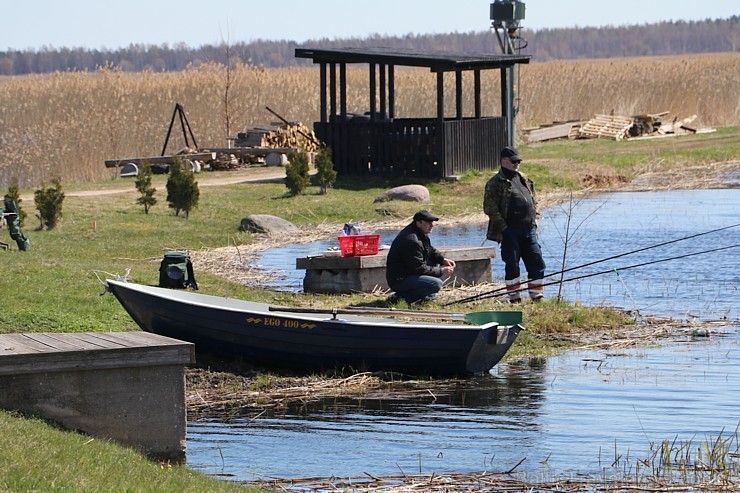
[447,222,740,306]
[448,243,740,304]
[613,267,640,315]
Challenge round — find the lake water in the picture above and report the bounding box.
[257,189,740,320]
[188,189,740,484]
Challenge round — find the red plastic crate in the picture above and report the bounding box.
[338,234,380,257]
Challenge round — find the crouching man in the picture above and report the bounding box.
[385,210,456,304]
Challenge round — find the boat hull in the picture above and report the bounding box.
[106,280,522,375]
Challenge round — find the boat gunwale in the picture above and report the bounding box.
[106,279,499,331]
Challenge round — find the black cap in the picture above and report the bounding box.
[413,210,439,222]
[501,146,522,162]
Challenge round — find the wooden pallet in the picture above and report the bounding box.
[578,114,634,140]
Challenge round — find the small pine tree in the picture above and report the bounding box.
[314,147,337,195]
[166,161,199,218]
[135,164,157,214]
[34,176,65,230]
[6,176,26,226]
[285,150,310,196]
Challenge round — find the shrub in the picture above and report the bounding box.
[165,160,199,218]
[285,150,310,196]
[314,147,337,195]
[134,164,157,214]
[33,176,65,230]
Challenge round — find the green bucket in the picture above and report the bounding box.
[464,310,523,326]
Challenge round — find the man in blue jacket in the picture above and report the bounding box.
[385,210,456,304]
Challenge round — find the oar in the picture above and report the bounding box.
[268,305,522,325]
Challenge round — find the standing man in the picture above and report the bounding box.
[386,210,456,304]
[483,147,545,302]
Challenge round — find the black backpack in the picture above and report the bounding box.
[159,251,198,289]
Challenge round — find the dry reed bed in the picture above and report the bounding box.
[1,53,738,187]
[255,474,739,493]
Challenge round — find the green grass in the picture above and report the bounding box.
[524,126,740,174]
[0,129,738,490]
[0,411,259,493]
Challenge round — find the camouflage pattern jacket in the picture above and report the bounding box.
[483,168,538,243]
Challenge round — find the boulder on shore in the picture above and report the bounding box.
[374,185,430,203]
[240,214,297,235]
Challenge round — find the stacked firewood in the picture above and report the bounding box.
[234,122,320,152]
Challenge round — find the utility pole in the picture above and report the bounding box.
[491,1,526,147]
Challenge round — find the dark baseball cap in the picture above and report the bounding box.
[501,146,522,162]
[413,210,439,222]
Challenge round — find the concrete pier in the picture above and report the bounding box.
[297,246,496,294]
[0,331,195,463]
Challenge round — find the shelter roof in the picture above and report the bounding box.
[295,47,531,72]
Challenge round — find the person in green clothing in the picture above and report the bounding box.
[3,196,30,251]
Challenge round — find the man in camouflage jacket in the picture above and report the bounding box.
[483,147,545,302]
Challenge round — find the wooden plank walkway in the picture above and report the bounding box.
[0,331,194,376]
[0,331,195,463]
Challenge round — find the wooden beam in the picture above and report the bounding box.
[201,147,297,156]
[319,62,327,123]
[388,65,395,119]
[379,64,386,119]
[329,62,337,118]
[369,63,376,120]
[474,70,481,118]
[104,153,216,168]
[455,70,463,120]
[339,63,347,116]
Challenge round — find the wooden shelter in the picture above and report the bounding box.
[295,47,531,178]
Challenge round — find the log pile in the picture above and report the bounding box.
[234,122,320,153]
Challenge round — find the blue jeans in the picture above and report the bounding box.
[391,275,443,304]
[501,226,546,281]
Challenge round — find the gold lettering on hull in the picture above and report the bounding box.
[245,316,316,330]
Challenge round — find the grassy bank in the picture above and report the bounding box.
[2,127,737,336]
[0,411,258,492]
[1,131,739,491]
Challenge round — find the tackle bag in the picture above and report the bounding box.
[159,251,198,289]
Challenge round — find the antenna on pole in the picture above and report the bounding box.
[490,1,526,146]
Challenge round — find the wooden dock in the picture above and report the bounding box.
[0,332,195,463]
[297,246,496,294]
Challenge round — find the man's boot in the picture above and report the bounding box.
[506,277,522,303]
[528,279,544,301]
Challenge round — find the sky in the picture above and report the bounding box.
[2,0,737,51]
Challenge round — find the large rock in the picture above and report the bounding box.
[374,185,430,203]
[240,214,297,235]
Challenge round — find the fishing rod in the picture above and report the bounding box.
[447,243,740,305]
[448,222,740,306]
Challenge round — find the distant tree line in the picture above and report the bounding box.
[0,17,736,75]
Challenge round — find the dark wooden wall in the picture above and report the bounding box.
[315,116,506,179]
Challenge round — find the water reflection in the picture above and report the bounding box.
[188,332,740,481]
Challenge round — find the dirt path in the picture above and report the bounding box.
[19,166,289,201]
